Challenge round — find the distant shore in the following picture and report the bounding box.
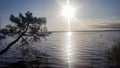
[50,30,120,33]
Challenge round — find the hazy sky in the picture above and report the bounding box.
[0,0,120,31]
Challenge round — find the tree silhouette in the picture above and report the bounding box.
[0,11,48,55]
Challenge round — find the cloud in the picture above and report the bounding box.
[91,23,120,30]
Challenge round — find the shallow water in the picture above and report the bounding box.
[0,31,120,68]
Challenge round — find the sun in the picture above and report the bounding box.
[62,5,75,18]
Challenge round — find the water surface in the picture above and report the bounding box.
[0,31,120,68]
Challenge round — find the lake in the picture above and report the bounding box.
[0,31,120,68]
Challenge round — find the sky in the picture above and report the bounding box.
[0,0,120,31]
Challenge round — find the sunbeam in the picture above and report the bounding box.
[66,0,72,68]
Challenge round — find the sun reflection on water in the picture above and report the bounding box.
[66,32,72,68]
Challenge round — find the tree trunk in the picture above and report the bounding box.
[0,23,29,55]
[0,34,22,55]
[0,29,27,55]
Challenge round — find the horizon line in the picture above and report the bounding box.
[48,30,120,32]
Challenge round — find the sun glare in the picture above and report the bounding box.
[62,5,75,18]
